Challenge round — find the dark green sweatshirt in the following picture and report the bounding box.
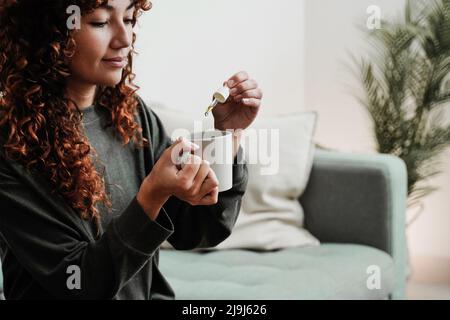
[0,96,248,300]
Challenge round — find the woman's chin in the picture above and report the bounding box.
[98,75,123,87]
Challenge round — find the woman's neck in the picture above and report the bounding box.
[65,78,97,110]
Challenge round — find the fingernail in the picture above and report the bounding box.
[230,88,237,95]
[228,80,234,87]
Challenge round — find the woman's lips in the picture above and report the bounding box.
[102,58,127,68]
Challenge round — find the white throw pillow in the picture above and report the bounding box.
[214,112,320,250]
[148,102,320,250]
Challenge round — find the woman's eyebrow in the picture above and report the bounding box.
[100,0,137,12]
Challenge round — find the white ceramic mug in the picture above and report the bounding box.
[187,130,233,192]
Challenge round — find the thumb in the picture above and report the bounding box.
[169,136,200,152]
[169,137,200,168]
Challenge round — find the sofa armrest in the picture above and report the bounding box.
[299,149,408,299]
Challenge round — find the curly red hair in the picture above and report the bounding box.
[0,0,151,234]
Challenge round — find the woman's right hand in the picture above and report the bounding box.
[136,137,220,220]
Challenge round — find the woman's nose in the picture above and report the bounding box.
[111,22,132,50]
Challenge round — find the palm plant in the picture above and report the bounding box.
[355,0,450,221]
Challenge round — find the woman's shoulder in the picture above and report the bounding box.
[133,94,160,114]
[133,94,166,125]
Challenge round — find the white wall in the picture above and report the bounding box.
[134,0,305,116]
[133,0,450,261]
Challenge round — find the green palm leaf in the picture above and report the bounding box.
[354,0,450,205]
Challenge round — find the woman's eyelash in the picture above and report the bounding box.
[90,22,108,27]
[90,19,135,28]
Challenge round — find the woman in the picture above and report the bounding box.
[0,0,262,299]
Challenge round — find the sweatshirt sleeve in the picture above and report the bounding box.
[147,105,249,250]
[0,158,174,299]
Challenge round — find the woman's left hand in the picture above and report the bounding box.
[212,71,263,131]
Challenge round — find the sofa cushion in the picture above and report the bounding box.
[159,243,395,299]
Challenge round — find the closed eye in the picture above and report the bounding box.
[124,18,136,25]
[90,19,135,28]
[90,21,108,28]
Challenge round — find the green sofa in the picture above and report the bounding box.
[0,150,408,300]
[158,150,408,300]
